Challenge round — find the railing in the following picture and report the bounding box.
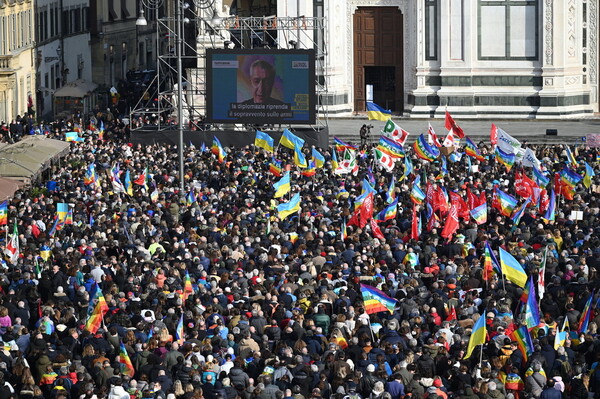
[0,56,11,70]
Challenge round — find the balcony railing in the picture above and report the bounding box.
[0,56,12,71]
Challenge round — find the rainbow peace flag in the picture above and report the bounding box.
[542,189,556,223]
[511,198,531,226]
[578,292,594,334]
[360,284,397,314]
[119,342,135,377]
[524,276,540,329]
[495,187,518,217]
[301,160,317,177]
[413,134,440,162]
[211,137,227,163]
[495,147,516,171]
[176,314,185,344]
[375,198,398,222]
[0,201,7,226]
[184,271,194,301]
[509,326,533,361]
[386,175,396,204]
[483,241,501,280]
[85,286,109,334]
[269,158,282,177]
[465,137,485,161]
[470,202,487,225]
[334,136,358,152]
[84,163,97,186]
[560,167,582,187]
[410,176,426,205]
[377,136,405,158]
[532,166,549,188]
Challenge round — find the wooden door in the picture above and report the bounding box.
[353,7,404,113]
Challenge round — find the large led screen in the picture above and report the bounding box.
[206,49,316,124]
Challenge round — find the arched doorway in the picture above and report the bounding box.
[353,7,404,113]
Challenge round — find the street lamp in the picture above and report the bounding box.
[136,9,148,26]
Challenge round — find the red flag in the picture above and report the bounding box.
[490,123,498,145]
[411,206,419,240]
[347,208,361,227]
[371,218,385,240]
[539,189,549,213]
[466,187,477,211]
[449,191,469,221]
[359,193,374,228]
[428,124,442,147]
[478,190,487,208]
[433,186,449,215]
[427,209,438,232]
[445,111,465,138]
[133,173,147,186]
[446,305,457,321]
[441,203,459,239]
[31,223,41,238]
[515,171,537,199]
[426,182,435,205]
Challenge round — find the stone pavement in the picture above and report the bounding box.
[326,116,600,145]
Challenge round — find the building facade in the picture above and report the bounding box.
[0,0,35,123]
[34,0,92,119]
[323,0,598,118]
[89,0,143,89]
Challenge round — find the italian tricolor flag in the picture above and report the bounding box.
[4,221,19,263]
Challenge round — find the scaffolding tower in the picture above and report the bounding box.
[130,10,328,133]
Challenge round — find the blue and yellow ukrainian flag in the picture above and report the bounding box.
[56,203,68,221]
[277,192,301,220]
[312,148,325,168]
[464,313,487,359]
[280,129,304,150]
[273,172,291,198]
[255,130,274,152]
[499,247,527,288]
[124,170,133,196]
[366,102,392,121]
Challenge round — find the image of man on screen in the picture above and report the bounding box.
[241,59,284,105]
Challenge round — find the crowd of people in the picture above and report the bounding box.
[0,117,600,399]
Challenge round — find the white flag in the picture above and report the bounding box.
[381,120,410,146]
[496,128,522,154]
[428,123,442,147]
[521,148,542,169]
[443,129,456,148]
[373,148,395,172]
[4,222,19,264]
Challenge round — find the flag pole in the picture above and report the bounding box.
[367,315,375,343]
[479,343,484,367]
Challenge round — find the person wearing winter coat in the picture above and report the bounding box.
[539,380,562,399]
[108,379,130,399]
[525,362,546,399]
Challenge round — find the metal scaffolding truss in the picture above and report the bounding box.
[130,14,328,133]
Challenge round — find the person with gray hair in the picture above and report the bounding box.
[525,361,546,399]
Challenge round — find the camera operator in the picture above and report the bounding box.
[360,124,372,147]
